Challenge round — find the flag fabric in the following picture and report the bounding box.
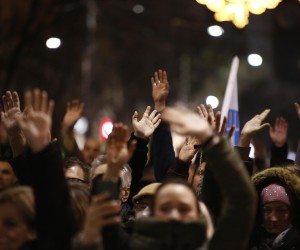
[221,56,240,146]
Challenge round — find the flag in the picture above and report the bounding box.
[221,56,240,145]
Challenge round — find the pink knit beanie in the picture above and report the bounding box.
[261,183,290,206]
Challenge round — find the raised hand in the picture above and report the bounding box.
[105,123,136,179]
[17,106,52,153]
[0,91,22,135]
[197,104,216,128]
[62,100,84,129]
[197,104,235,138]
[239,109,270,147]
[18,89,54,153]
[24,89,54,115]
[161,107,213,142]
[81,192,120,245]
[151,69,170,112]
[178,137,199,163]
[132,106,161,139]
[269,117,288,147]
[295,102,300,120]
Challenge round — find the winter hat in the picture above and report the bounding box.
[261,183,291,206]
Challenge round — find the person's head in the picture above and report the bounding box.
[67,180,90,230]
[132,183,161,216]
[188,151,207,194]
[82,138,101,165]
[261,183,293,235]
[119,164,132,203]
[0,158,18,190]
[90,154,107,180]
[64,157,89,184]
[0,186,36,249]
[151,179,201,221]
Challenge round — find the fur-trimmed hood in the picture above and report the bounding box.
[252,167,300,227]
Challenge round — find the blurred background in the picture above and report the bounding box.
[0,0,299,152]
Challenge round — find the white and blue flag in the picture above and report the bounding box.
[221,56,240,145]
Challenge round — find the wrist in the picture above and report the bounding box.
[239,133,251,147]
[154,101,166,112]
[133,131,148,140]
[80,229,102,245]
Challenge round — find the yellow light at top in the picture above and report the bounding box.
[196,0,282,28]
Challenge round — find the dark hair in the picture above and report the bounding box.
[64,157,90,183]
[150,178,201,216]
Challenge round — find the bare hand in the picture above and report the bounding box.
[105,123,136,178]
[18,89,54,153]
[269,117,288,147]
[178,137,199,163]
[239,109,270,147]
[132,106,161,139]
[17,107,52,153]
[1,91,22,135]
[81,192,120,244]
[151,69,170,112]
[24,89,54,116]
[197,104,235,138]
[62,100,84,129]
[161,107,213,142]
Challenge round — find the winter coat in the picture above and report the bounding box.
[250,167,300,250]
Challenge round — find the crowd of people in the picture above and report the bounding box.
[0,69,299,250]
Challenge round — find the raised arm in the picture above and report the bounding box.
[150,69,176,181]
[128,106,161,206]
[61,99,85,158]
[238,109,270,148]
[269,117,289,166]
[18,90,76,250]
[161,107,257,250]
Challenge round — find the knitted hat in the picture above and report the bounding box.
[261,183,290,206]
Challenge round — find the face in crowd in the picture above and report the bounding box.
[82,138,101,165]
[261,183,293,235]
[0,161,17,190]
[0,187,36,250]
[152,182,201,221]
[262,201,291,235]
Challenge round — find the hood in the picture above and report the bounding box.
[252,167,300,227]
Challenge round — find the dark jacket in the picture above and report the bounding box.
[250,167,300,250]
[129,137,257,250]
[12,143,77,250]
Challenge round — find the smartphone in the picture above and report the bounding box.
[91,175,120,200]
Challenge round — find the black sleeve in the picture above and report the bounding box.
[127,133,149,208]
[270,142,289,167]
[151,121,176,181]
[29,142,77,250]
[166,158,190,180]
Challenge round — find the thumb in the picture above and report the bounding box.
[259,123,270,131]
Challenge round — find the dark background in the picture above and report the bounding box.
[0,0,299,152]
